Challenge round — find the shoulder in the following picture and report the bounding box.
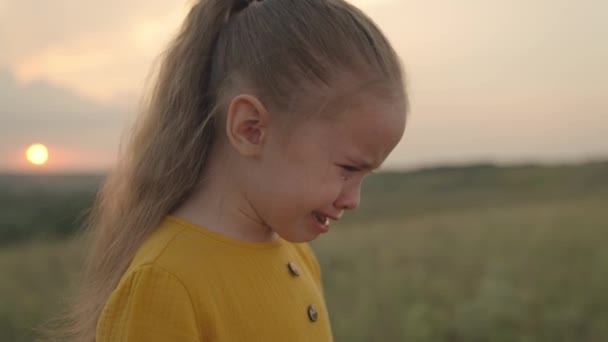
[98,263,201,341]
[128,218,215,277]
[129,218,190,267]
[109,263,193,305]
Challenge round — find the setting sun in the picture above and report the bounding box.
[26,144,49,165]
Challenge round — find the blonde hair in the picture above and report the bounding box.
[47,0,407,340]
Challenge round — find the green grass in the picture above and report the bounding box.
[0,238,83,341]
[0,174,100,244]
[315,195,608,341]
[1,162,607,341]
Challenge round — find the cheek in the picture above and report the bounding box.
[261,167,341,216]
[255,143,342,211]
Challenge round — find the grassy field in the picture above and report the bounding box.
[1,162,607,341]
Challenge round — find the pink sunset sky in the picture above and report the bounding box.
[1,0,607,173]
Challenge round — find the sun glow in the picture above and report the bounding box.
[26,144,49,165]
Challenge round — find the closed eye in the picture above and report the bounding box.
[340,165,360,173]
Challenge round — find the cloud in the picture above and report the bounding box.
[0,69,130,171]
[0,0,393,104]
[0,0,181,60]
[0,0,189,103]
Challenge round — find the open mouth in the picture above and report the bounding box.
[312,211,329,225]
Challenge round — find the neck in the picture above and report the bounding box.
[171,147,278,243]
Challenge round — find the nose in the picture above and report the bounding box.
[334,182,361,210]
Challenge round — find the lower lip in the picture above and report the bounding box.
[312,215,330,234]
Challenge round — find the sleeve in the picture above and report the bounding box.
[96,264,201,342]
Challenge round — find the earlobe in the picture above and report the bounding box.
[225,94,269,157]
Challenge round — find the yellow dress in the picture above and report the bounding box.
[96,216,333,341]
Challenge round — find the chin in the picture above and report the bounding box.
[270,216,324,243]
[275,227,319,244]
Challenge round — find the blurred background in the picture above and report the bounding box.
[1,0,607,341]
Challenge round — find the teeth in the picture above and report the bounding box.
[313,212,328,225]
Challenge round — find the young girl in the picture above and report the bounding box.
[59,0,408,340]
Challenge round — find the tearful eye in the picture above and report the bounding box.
[340,165,359,173]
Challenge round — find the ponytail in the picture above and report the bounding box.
[45,1,242,341]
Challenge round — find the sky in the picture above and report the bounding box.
[0,0,607,173]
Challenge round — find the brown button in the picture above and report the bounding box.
[287,262,300,276]
[307,305,318,322]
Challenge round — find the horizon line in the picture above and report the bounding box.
[2,158,606,177]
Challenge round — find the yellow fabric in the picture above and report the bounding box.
[97,216,333,341]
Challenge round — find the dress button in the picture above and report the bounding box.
[307,304,318,322]
[287,262,300,276]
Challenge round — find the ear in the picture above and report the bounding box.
[225,94,270,157]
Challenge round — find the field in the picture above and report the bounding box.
[1,162,607,341]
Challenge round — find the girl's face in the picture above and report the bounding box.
[251,96,406,242]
